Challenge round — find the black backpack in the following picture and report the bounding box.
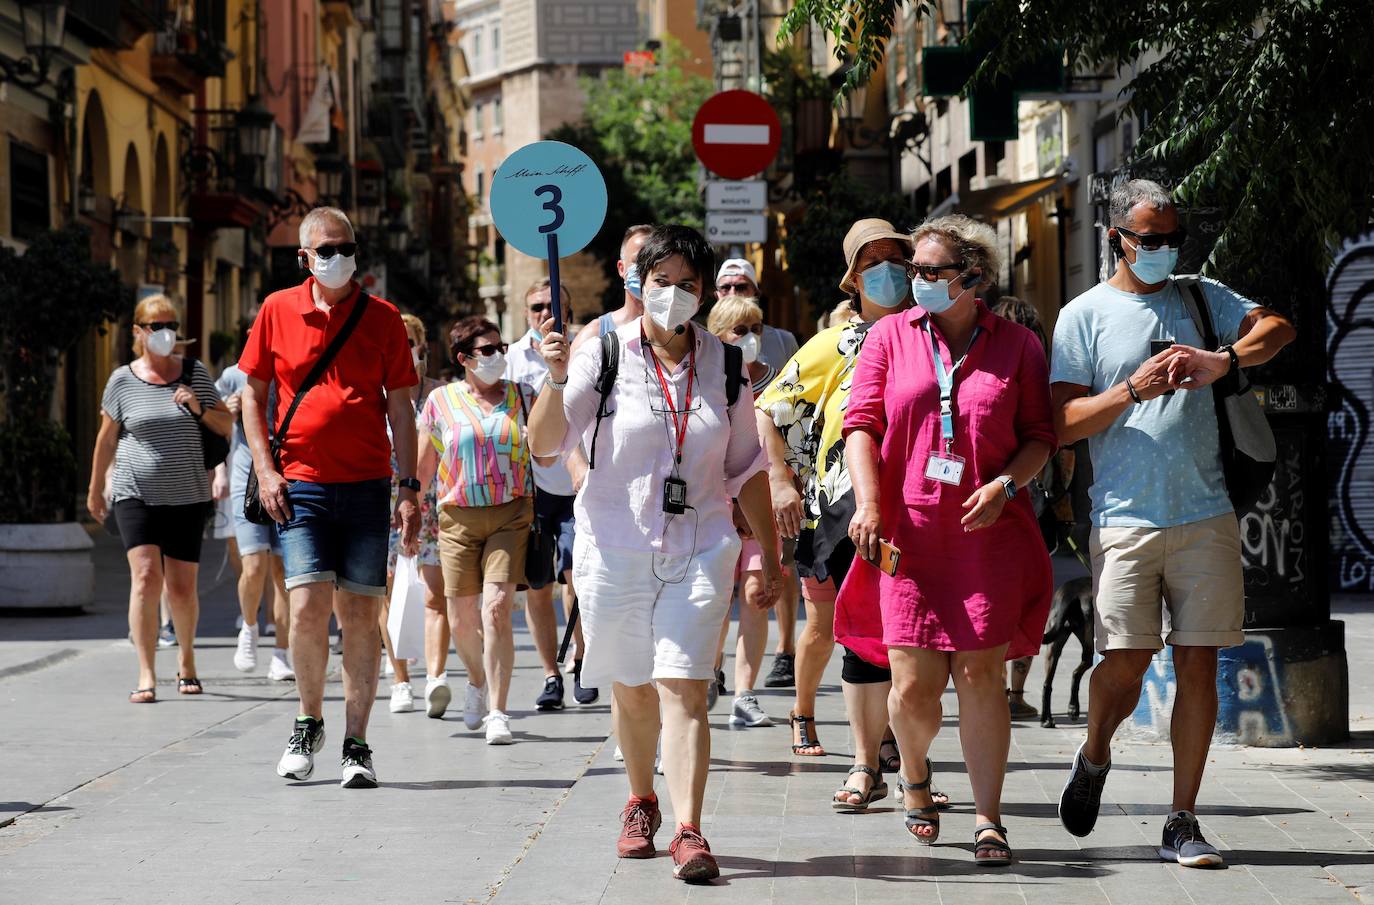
[588,333,745,469]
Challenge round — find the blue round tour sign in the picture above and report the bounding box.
[489,141,607,260]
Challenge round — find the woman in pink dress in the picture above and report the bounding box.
[841,215,1056,866]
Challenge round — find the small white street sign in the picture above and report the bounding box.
[706,212,767,244]
[706,180,767,211]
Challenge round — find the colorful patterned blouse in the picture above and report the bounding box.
[419,379,535,508]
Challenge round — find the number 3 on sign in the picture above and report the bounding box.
[534,184,564,234]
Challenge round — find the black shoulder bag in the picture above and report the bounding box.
[243,293,371,525]
[179,357,230,470]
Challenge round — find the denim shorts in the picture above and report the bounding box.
[527,489,576,590]
[278,478,391,597]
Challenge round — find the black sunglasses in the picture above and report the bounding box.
[910,262,964,281]
[729,323,763,336]
[139,320,180,332]
[528,302,552,314]
[1117,226,1187,251]
[462,342,508,358]
[308,242,358,259]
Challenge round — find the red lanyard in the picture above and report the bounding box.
[645,331,695,465]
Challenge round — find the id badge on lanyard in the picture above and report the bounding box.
[925,319,979,486]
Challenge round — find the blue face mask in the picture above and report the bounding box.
[912,277,959,314]
[624,262,643,300]
[1123,236,1179,285]
[860,262,910,308]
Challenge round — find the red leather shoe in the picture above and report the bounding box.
[616,796,661,859]
[669,825,719,882]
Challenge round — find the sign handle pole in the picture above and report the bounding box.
[547,231,563,336]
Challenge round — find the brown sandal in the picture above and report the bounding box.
[129,687,156,704]
[789,712,825,756]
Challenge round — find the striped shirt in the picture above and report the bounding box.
[101,359,222,506]
[420,379,535,508]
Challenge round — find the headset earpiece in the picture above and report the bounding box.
[298,250,309,270]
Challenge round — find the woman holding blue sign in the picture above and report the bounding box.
[527,225,783,883]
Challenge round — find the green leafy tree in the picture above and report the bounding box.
[0,225,133,522]
[547,39,713,311]
[780,0,1374,318]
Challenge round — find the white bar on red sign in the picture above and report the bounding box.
[703,124,771,145]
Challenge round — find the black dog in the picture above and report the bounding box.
[1040,576,1093,729]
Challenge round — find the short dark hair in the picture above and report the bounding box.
[635,225,715,294]
[622,224,654,247]
[449,316,500,360]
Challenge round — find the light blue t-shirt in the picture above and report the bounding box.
[1050,277,1258,528]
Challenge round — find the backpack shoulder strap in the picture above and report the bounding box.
[1175,275,1218,349]
[723,341,744,409]
[589,332,620,470]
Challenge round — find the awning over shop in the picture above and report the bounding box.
[937,174,1071,222]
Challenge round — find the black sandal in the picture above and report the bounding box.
[832,765,888,810]
[789,712,824,756]
[177,676,203,695]
[879,735,901,773]
[897,757,940,844]
[129,687,156,704]
[973,822,1012,867]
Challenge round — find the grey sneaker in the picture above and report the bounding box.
[276,716,325,780]
[340,737,378,789]
[729,693,774,727]
[1160,811,1223,867]
[1058,742,1110,837]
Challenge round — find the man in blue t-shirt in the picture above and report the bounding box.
[1050,179,1295,867]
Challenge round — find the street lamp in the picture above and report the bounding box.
[407,243,428,276]
[315,154,346,203]
[356,161,383,230]
[236,96,276,160]
[386,219,408,255]
[0,0,68,88]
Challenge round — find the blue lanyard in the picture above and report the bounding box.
[924,319,981,454]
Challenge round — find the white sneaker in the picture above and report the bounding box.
[389,682,415,713]
[276,717,325,780]
[463,683,486,730]
[484,710,514,745]
[267,650,295,682]
[233,624,259,673]
[613,745,624,761]
[380,655,394,679]
[425,679,452,719]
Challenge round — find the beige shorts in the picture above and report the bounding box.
[438,497,534,598]
[1090,513,1244,653]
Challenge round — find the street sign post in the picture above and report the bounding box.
[706,212,767,244]
[706,179,767,211]
[692,90,781,180]
[490,141,607,336]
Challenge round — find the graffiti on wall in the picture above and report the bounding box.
[1132,636,1293,745]
[1328,234,1374,593]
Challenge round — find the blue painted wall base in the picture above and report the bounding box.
[1130,621,1349,747]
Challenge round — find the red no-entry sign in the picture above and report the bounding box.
[691,90,781,180]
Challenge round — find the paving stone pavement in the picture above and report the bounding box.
[2,534,1372,904]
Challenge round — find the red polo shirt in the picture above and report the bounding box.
[239,278,417,483]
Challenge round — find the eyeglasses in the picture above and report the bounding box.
[139,320,180,332]
[729,323,763,337]
[466,342,508,358]
[910,262,964,281]
[717,282,755,296]
[528,302,552,314]
[306,242,358,259]
[1117,226,1187,251]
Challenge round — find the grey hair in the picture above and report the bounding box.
[298,206,355,248]
[911,214,1001,281]
[1109,179,1174,228]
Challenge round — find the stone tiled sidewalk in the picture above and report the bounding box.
[2,536,1371,904]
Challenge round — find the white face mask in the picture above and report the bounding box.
[645,284,700,332]
[146,327,177,357]
[311,251,357,290]
[411,348,424,369]
[469,351,506,385]
[734,332,760,364]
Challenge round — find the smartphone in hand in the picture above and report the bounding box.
[876,539,901,577]
[1150,339,1177,395]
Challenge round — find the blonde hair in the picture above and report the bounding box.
[911,214,1001,285]
[132,294,179,356]
[825,299,858,328]
[400,313,426,345]
[707,295,763,337]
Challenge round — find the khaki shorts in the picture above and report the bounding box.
[438,497,534,598]
[1090,513,1244,653]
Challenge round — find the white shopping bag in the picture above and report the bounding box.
[386,554,426,661]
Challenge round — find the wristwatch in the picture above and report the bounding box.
[545,373,568,391]
[997,475,1018,500]
[398,477,422,493]
[1217,343,1239,374]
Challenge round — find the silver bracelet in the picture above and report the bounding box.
[544,373,568,391]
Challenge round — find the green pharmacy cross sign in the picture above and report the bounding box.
[921,0,1064,141]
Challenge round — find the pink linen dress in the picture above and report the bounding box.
[834,301,1056,667]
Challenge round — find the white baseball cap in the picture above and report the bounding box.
[716,258,759,288]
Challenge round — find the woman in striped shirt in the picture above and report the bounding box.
[417,316,546,744]
[87,295,232,703]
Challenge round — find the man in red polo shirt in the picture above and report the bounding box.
[239,206,420,789]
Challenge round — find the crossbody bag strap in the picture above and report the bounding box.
[269,292,371,463]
